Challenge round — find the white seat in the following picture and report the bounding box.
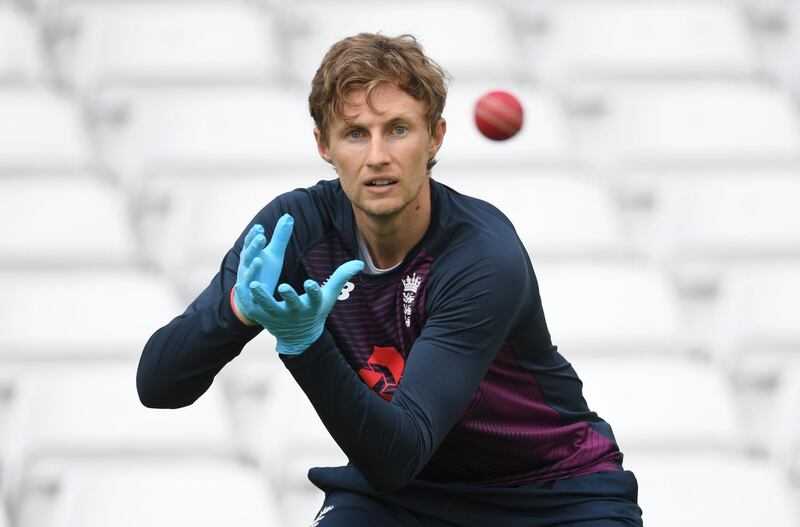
[0,270,184,360]
[435,171,630,260]
[652,175,800,292]
[656,175,800,259]
[525,2,759,82]
[712,265,800,384]
[95,87,322,183]
[0,4,46,83]
[770,362,800,475]
[215,323,281,398]
[436,83,575,170]
[52,1,280,93]
[0,177,135,268]
[534,262,686,356]
[577,356,744,452]
[247,371,345,520]
[140,173,330,275]
[627,451,797,527]
[287,1,521,87]
[1,363,238,502]
[0,88,94,174]
[572,82,800,169]
[750,2,800,96]
[17,461,281,527]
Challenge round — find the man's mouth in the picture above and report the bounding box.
[366,179,398,187]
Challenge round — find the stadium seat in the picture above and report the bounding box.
[576,356,744,452]
[533,262,686,356]
[0,4,46,84]
[0,270,183,361]
[570,82,800,169]
[769,361,800,477]
[17,460,281,527]
[50,1,280,93]
[523,1,759,82]
[628,451,797,527]
[214,324,281,400]
[1,363,239,503]
[286,1,521,87]
[651,175,800,291]
[711,264,800,384]
[235,369,344,527]
[747,1,800,96]
[138,172,330,277]
[435,83,576,170]
[93,87,323,184]
[0,88,94,174]
[0,177,135,268]
[434,171,630,260]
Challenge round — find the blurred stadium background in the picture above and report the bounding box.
[1,0,800,525]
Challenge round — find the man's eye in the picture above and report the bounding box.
[394,126,407,135]
[347,130,363,139]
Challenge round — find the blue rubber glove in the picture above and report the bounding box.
[233,214,294,326]
[250,259,364,355]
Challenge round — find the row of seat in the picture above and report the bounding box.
[7,170,800,270]
[4,0,800,90]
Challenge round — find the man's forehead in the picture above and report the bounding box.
[337,86,427,126]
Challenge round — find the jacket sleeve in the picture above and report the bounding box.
[283,244,534,492]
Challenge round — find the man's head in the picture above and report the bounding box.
[309,33,449,220]
[309,33,449,173]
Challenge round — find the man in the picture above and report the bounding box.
[137,33,644,526]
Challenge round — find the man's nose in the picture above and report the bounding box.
[365,135,391,168]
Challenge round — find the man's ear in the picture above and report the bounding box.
[314,127,333,164]
[429,117,446,158]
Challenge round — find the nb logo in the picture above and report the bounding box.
[338,281,355,301]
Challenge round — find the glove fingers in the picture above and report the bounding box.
[243,224,264,248]
[324,260,364,302]
[266,214,294,258]
[250,281,281,315]
[277,283,303,310]
[243,256,262,285]
[242,233,266,267]
[304,279,323,305]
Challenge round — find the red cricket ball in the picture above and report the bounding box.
[474,90,524,141]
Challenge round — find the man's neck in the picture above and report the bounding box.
[354,185,431,270]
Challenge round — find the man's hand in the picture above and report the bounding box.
[250,259,364,355]
[232,214,294,326]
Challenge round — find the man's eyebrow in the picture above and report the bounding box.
[341,112,418,128]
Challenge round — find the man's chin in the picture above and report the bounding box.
[355,199,404,218]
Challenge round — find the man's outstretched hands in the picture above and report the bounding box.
[231,212,364,355]
[250,259,364,355]
[232,213,294,326]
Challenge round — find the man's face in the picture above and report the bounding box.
[315,83,445,219]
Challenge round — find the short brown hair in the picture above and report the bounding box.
[309,33,449,170]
